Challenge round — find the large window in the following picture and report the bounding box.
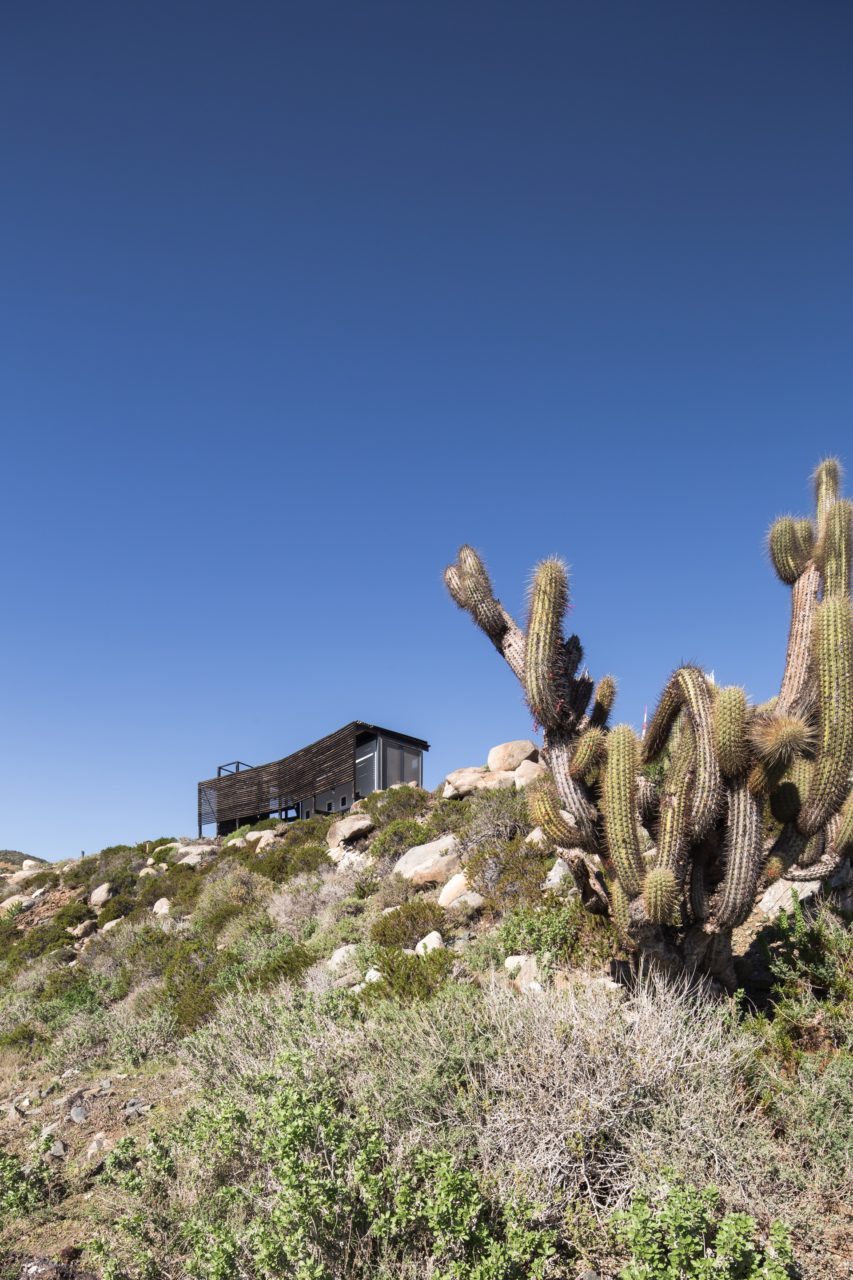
[383,740,422,788]
[355,737,378,799]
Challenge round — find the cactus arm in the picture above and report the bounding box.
[644,866,677,925]
[524,558,571,730]
[589,675,617,728]
[569,726,607,779]
[814,458,841,534]
[797,597,853,836]
[527,776,588,847]
[713,686,749,779]
[776,562,820,717]
[673,667,723,838]
[713,781,763,929]
[769,517,814,585]
[642,673,683,762]
[542,734,598,845]
[817,498,852,600]
[656,720,696,881]
[603,725,645,897]
[444,548,526,681]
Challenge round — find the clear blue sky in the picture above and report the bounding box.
[1,3,851,859]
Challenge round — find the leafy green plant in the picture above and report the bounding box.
[499,897,617,967]
[612,1179,795,1279]
[370,818,430,863]
[91,1072,556,1280]
[370,898,446,948]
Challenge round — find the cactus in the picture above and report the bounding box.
[569,726,607,779]
[816,498,852,600]
[603,726,645,897]
[769,516,814,585]
[644,866,677,925]
[525,559,570,731]
[527,777,582,847]
[589,675,617,728]
[713,686,749,779]
[714,782,763,929]
[749,713,813,767]
[444,459,853,983]
[797,597,853,836]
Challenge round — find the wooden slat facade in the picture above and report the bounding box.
[198,721,429,835]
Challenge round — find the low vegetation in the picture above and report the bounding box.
[0,782,848,1278]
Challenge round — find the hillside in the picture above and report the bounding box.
[0,853,47,877]
[0,740,850,1280]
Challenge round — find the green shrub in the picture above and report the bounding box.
[0,1145,54,1222]
[361,945,454,1003]
[1,899,92,974]
[765,897,852,1007]
[97,891,137,925]
[249,838,328,884]
[20,870,59,892]
[370,898,446,949]
[361,785,431,825]
[612,1179,795,1279]
[499,897,618,968]
[90,1073,555,1280]
[370,818,429,863]
[465,834,551,913]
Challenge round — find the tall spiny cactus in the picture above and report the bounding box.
[444,460,853,981]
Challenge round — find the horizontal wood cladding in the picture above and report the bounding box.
[198,721,429,831]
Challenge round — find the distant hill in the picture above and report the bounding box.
[0,848,47,873]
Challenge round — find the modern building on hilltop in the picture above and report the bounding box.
[197,721,429,836]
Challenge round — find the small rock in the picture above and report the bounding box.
[326,814,375,848]
[414,930,443,956]
[438,871,469,907]
[487,740,539,773]
[447,890,485,916]
[395,835,461,886]
[224,836,247,849]
[67,919,97,939]
[0,894,27,915]
[177,850,205,868]
[442,766,516,798]
[138,866,159,877]
[89,882,112,909]
[152,898,171,917]
[363,967,383,984]
[87,1131,111,1159]
[253,831,276,852]
[504,955,527,973]
[48,1139,66,1159]
[758,877,821,919]
[327,943,359,972]
[69,1103,88,1124]
[514,759,548,789]
[100,917,124,933]
[543,858,572,891]
[512,956,541,992]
